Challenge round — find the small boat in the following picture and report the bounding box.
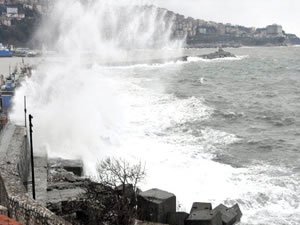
[0,43,13,57]
[13,48,39,57]
[0,63,32,131]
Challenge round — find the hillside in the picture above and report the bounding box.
[0,3,299,48]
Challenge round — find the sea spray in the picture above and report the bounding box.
[9,1,300,224]
[11,0,184,171]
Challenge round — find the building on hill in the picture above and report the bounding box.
[266,24,283,36]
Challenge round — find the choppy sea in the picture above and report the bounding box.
[8,46,300,225]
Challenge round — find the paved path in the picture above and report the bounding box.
[0,123,16,159]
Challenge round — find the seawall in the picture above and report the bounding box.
[0,123,70,225]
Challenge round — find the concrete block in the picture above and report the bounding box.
[213,204,235,225]
[190,202,212,213]
[167,212,189,225]
[231,204,242,222]
[212,204,242,225]
[185,210,222,225]
[135,220,168,225]
[137,188,176,223]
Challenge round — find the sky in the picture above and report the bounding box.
[154,0,300,36]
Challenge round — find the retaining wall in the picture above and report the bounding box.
[0,123,71,225]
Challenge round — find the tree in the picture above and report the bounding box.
[83,158,146,225]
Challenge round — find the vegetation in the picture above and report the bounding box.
[83,158,146,225]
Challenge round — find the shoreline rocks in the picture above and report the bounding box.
[137,189,242,225]
[198,48,236,59]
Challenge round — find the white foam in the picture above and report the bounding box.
[187,55,248,63]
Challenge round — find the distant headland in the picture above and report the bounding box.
[0,1,299,48]
[154,5,300,47]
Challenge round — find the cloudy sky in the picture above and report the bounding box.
[154,0,300,36]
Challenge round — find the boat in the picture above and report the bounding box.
[0,43,13,57]
[13,48,39,57]
[0,63,32,131]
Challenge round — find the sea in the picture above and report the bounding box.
[5,46,299,225]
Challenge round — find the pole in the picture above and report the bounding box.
[24,96,27,128]
[29,114,36,200]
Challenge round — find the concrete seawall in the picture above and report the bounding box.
[0,123,70,225]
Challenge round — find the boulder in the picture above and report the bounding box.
[137,188,176,223]
[167,212,189,225]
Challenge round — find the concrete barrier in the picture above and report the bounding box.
[185,210,222,225]
[190,202,212,213]
[212,204,242,225]
[137,188,176,223]
[167,212,189,225]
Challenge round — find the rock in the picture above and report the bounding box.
[212,204,242,225]
[190,202,212,213]
[48,168,78,183]
[48,158,83,176]
[46,201,61,214]
[185,210,222,225]
[198,48,236,59]
[167,212,189,225]
[137,188,176,223]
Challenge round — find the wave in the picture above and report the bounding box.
[100,60,186,69]
[96,55,249,69]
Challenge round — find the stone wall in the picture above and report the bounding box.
[0,124,71,225]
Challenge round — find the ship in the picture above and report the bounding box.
[0,43,13,57]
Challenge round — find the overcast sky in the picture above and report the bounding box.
[154,0,300,36]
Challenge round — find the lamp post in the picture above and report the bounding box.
[29,114,36,200]
[24,96,27,128]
